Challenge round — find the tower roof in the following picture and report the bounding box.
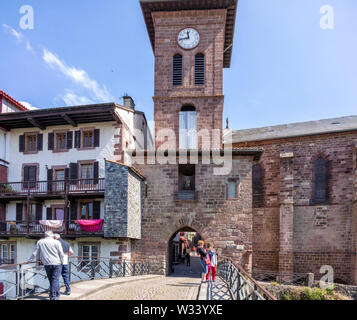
[140,0,238,68]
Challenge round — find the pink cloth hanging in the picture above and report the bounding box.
[77,219,104,232]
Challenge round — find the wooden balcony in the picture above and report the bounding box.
[0,220,104,238]
[0,179,105,201]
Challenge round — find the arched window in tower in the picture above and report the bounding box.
[194,53,205,85]
[252,163,263,207]
[179,105,197,150]
[313,157,328,204]
[172,54,183,86]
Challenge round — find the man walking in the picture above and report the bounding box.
[28,231,65,300]
[54,234,73,295]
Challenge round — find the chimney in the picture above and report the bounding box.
[123,96,135,110]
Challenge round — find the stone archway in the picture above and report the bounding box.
[166,222,205,277]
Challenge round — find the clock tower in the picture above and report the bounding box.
[140,0,238,150]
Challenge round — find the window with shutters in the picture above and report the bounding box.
[313,157,328,204]
[76,128,99,150]
[179,105,197,150]
[22,164,38,189]
[172,54,183,86]
[54,168,65,191]
[194,53,205,85]
[24,202,39,222]
[252,164,263,207]
[0,243,16,265]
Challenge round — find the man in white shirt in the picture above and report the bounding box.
[54,234,73,295]
[28,231,65,300]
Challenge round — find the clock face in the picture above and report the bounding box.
[177,28,200,49]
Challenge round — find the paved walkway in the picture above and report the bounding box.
[25,255,232,300]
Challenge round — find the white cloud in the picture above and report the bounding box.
[2,24,35,53]
[61,91,94,106]
[19,101,37,110]
[2,24,22,42]
[42,49,115,103]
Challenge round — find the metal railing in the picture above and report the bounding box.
[0,179,105,197]
[218,258,277,300]
[252,270,310,286]
[0,256,153,300]
[0,220,104,236]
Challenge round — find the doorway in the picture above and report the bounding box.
[167,227,203,277]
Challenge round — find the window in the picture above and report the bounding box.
[26,134,37,152]
[19,133,42,153]
[179,105,197,150]
[23,165,37,189]
[194,53,205,85]
[79,243,99,270]
[24,202,41,222]
[313,157,328,204]
[252,164,263,207]
[79,201,94,220]
[80,163,94,184]
[177,165,196,200]
[54,169,65,191]
[172,54,183,86]
[83,131,94,148]
[227,180,238,199]
[56,133,67,150]
[0,243,15,265]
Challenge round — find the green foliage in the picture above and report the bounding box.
[300,287,334,300]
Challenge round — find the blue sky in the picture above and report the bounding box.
[0,0,356,130]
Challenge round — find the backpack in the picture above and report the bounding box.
[204,253,211,265]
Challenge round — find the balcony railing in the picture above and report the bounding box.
[0,179,105,197]
[0,220,104,237]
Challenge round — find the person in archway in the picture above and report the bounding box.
[206,243,217,282]
[185,251,191,266]
[197,240,209,282]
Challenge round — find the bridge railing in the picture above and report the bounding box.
[217,258,277,300]
[0,257,153,300]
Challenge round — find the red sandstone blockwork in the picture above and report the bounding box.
[235,131,357,284]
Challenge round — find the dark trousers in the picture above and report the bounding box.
[62,264,71,292]
[44,265,62,300]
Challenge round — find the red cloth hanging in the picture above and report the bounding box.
[77,219,104,232]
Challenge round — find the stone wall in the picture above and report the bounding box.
[234,131,357,284]
[135,156,254,274]
[104,160,143,240]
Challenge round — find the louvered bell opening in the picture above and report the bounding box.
[195,54,205,85]
[173,54,183,86]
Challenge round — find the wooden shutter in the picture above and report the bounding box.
[70,163,78,185]
[16,203,23,222]
[36,204,42,221]
[94,129,100,147]
[48,133,54,151]
[93,162,99,184]
[70,201,77,221]
[172,54,183,86]
[46,208,52,220]
[75,131,81,148]
[19,135,25,152]
[314,158,327,203]
[67,131,73,149]
[65,168,69,181]
[37,134,43,151]
[93,201,101,219]
[194,53,205,85]
[47,169,53,193]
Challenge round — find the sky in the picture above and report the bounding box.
[0,0,356,130]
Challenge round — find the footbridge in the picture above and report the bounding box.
[0,256,276,300]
